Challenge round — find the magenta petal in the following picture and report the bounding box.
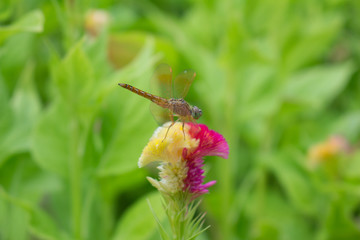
[180,123,229,199]
[202,180,216,189]
[187,123,229,159]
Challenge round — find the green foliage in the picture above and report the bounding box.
[112,192,165,240]
[155,192,210,240]
[1,0,360,239]
[0,10,44,44]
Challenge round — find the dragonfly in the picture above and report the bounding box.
[118,64,202,139]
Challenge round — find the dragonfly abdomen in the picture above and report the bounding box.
[118,83,168,107]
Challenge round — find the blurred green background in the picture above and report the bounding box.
[1,0,360,239]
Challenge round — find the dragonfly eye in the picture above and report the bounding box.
[192,106,202,119]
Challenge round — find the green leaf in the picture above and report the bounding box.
[245,189,312,240]
[31,100,71,178]
[51,40,98,119]
[284,61,354,110]
[0,187,62,240]
[283,14,342,72]
[344,151,360,180]
[330,111,360,141]
[0,75,12,166]
[322,200,360,240]
[0,63,40,167]
[27,207,62,240]
[0,10,44,44]
[147,199,169,240]
[0,196,29,240]
[112,192,165,240]
[11,62,41,123]
[236,65,282,121]
[264,152,317,214]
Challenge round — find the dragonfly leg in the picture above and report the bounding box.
[182,121,185,140]
[169,112,174,123]
[177,116,186,140]
[162,113,175,142]
[163,121,176,142]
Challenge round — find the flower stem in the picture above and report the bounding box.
[69,118,82,239]
[163,192,207,240]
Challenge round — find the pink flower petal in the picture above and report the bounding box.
[186,123,229,160]
[182,123,229,198]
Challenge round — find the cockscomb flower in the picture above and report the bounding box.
[307,135,353,179]
[308,135,351,166]
[85,9,110,37]
[139,122,229,199]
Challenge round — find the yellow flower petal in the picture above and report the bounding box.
[138,122,199,168]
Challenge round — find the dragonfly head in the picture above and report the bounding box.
[191,106,202,119]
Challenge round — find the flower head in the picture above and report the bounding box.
[139,122,229,198]
[307,135,353,178]
[308,135,351,166]
[85,10,110,37]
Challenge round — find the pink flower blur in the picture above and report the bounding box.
[183,123,229,197]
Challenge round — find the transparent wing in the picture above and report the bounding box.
[150,103,171,125]
[173,69,196,99]
[150,63,173,99]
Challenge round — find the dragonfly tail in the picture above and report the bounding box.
[118,83,168,107]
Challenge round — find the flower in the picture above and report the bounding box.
[85,10,110,37]
[308,135,351,166]
[139,122,229,198]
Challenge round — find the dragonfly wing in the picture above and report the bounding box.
[150,63,173,99]
[149,103,171,125]
[173,69,196,99]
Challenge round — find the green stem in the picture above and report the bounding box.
[218,66,236,239]
[169,195,185,240]
[165,193,206,240]
[64,0,82,47]
[69,118,82,239]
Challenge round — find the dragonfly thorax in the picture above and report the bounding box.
[168,98,202,120]
[168,98,190,116]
